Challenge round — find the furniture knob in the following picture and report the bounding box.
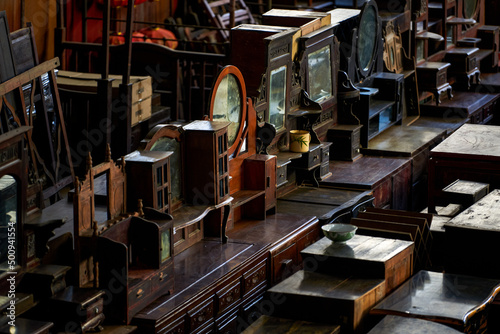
[313,155,319,160]
[281,259,293,268]
[159,272,165,281]
[136,289,144,298]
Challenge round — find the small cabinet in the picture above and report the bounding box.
[124,150,172,213]
[184,120,231,206]
[327,125,362,161]
[244,154,277,213]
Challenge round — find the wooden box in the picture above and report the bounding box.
[416,62,451,90]
[327,125,362,161]
[301,235,413,293]
[46,286,105,333]
[477,25,500,69]
[18,265,71,300]
[445,47,480,74]
[184,120,231,206]
[124,150,172,213]
[267,270,386,333]
[441,179,489,208]
[56,70,152,126]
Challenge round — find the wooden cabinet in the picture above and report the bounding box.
[184,120,230,206]
[124,150,172,213]
[244,155,277,213]
[327,125,362,161]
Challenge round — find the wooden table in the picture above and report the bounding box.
[367,315,463,334]
[427,124,500,213]
[267,270,386,333]
[360,125,446,210]
[320,156,412,210]
[370,270,500,334]
[300,235,414,293]
[444,189,500,278]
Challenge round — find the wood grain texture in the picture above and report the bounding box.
[242,315,340,334]
[367,315,463,334]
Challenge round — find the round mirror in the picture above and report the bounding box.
[209,66,247,156]
[463,0,478,19]
[357,2,378,73]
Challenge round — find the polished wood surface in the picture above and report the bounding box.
[420,92,499,119]
[362,126,445,157]
[242,315,340,334]
[367,315,463,334]
[370,270,500,333]
[321,156,411,209]
[301,235,413,292]
[267,270,386,333]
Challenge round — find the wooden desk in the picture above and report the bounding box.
[370,270,500,333]
[267,270,386,333]
[277,186,373,224]
[361,126,446,210]
[420,91,499,125]
[320,156,412,210]
[301,235,413,293]
[428,124,500,213]
[367,315,463,334]
[444,189,500,278]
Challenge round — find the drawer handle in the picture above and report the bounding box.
[313,155,319,161]
[281,259,293,268]
[279,174,284,178]
[136,289,144,298]
[159,272,165,281]
[137,87,145,94]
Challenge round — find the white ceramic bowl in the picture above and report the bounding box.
[322,223,357,243]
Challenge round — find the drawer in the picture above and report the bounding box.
[276,164,288,188]
[321,142,332,163]
[296,229,320,261]
[272,242,297,284]
[151,263,174,291]
[243,260,267,296]
[319,162,330,179]
[82,297,104,322]
[437,68,447,87]
[216,279,241,315]
[187,298,215,332]
[128,279,151,307]
[307,145,322,168]
[163,316,186,334]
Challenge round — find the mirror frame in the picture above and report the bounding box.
[355,0,381,79]
[209,65,247,157]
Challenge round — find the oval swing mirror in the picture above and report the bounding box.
[209,65,247,156]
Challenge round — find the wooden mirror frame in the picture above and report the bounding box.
[209,65,247,157]
[355,0,382,80]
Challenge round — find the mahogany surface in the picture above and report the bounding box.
[361,126,445,157]
[367,315,463,334]
[370,270,500,333]
[321,156,411,209]
[420,91,499,120]
[267,270,386,333]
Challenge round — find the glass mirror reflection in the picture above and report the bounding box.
[151,138,182,204]
[0,175,17,270]
[269,65,287,131]
[212,74,242,147]
[464,0,478,19]
[358,5,377,72]
[308,46,332,102]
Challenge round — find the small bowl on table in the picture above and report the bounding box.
[322,223,357,243]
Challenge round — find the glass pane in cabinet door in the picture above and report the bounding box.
[269,65,287,131]
[212,74,242,147]
[0,175,17,270]
[308,45,332,102]
[464,0,478,19]
[157,190,163,208]
[151,138,182,203]
[156,166,163,187]
[161,230,171,262]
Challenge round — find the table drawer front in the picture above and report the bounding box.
[272,242,297,284]
[187,299,215,332]
[82,298,104,322]
[216,280,241,315]
[243,261,267,296]
[321,144,331,163]
[163,316,186,334]
[437,69,448,87]
[151,263,174,291]
[277,165,288,187]
[307,146,322,168]
[128,280,151,307]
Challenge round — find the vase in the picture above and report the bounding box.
[289,130,310,153]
